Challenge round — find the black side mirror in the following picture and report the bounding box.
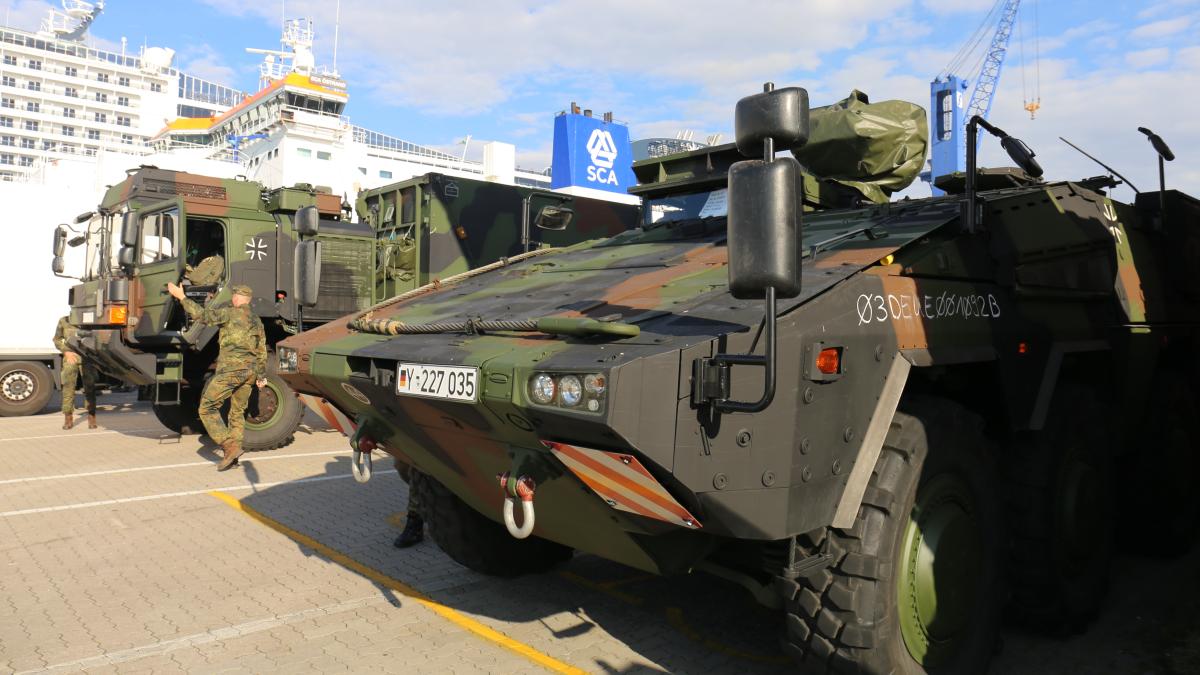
[68,235,86,247]
[120,212,138,247]
[534,205,574,231]
[728,85,806,299]
[294,240,322,306]
[295,205,320,237]
[52,256,65,274]
[692,83,808,416]
[1000,136,1043,178]
[117,245,136,269]
[53,225,68,258]
[74,211,93,224]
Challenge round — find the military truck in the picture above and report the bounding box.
[57,168,637,449]
[276,85,1199,673]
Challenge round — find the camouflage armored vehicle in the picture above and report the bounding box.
[56,168,636,449]
[277,85,1199,673]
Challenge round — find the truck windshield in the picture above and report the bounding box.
[643,188,727,228]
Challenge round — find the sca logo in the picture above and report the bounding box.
[585,128,620,186]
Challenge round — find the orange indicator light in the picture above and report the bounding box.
[107,305,128,325]
[816,348,841,375]
[1017,342,1028,354]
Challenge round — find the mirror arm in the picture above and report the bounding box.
[699,287,777,414]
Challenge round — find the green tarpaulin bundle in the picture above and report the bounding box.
[793,90,929,204]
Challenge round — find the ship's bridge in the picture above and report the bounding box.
[149,72,348,153]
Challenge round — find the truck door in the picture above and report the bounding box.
[131,203,184,339]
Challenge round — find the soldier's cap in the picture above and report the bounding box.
[231,284,253,297]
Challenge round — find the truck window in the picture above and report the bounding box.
[141,208,178,263]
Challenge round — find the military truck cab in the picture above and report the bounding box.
[60,167,638,449]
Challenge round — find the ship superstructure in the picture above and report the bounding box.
[0,1,244,181]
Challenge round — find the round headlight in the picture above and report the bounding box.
[529,373,556,405]
[583,373,606,396]
[558,375,583,407]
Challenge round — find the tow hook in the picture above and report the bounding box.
[498,472,536,539]
[350,432,376,484]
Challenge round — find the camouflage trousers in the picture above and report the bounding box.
[199,368,254,446]
[396,460,424,517]
[60,357,97,414]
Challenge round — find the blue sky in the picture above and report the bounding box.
[5,0,1199,194]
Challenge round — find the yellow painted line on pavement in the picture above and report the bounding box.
[209,490,589,675]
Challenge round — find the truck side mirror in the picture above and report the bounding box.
[534,205,574,231]
[53,225,68,258]
[74,210,93,224]
[693,83,810,415]
[294,239,322,306]
[117,245,136,269]
[1000,135,1043,178]
[52,256,65,274]
[295,205,320,237]
[728,85,807,300]
[120,212,138,248]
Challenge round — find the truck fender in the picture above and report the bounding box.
[830,354,912,529]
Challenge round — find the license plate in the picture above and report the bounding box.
[396,363,478,402]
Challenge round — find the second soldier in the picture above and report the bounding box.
[166,282,266,470]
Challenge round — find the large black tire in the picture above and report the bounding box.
[1003,382,1112,632]
[412,472,573,577]
[779,397,1002,675]
[1128,371,1200,556]
[0,360,55,417]
[227,363,301,451]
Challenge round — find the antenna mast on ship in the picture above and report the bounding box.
[246,18,317,89]
[39,0,104,42]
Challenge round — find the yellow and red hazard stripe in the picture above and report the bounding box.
[544,441,700,529]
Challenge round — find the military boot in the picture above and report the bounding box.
[393,513,424,548]
[217,441,243,471]
[61,411,73,430]
[87,411,97,429]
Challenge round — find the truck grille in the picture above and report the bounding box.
[308,238,372,321]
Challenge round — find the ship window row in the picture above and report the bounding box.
[1,78,138,106]
[177,74,244,108]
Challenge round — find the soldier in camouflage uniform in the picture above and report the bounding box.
[184,253,224,287]
[167,282,266,470]
[53,315,99,430]
[394,461,425,548]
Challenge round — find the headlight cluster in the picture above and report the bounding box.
[277,347,298,373]
[528,372,607,413]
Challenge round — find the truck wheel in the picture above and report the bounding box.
[779,397,1002,674]
[1128,371,1199,555]
[412,471,573,577]
[0,361,55,417]
[240,365,302,451]
[151,382,203,434]
[1003,383,1112,632]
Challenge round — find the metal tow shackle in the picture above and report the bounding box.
[349,428,376,484]
[498,472,537,539]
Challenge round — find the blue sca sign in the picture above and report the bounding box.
[550,112,636,194]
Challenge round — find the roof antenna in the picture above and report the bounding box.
[1058,136,1139,193]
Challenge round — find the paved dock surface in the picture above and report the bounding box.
[1,393,1196,674]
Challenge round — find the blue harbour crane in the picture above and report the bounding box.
[927,0,1039,194]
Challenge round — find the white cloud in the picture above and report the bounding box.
[177,44,237,85]
[1126,47,1171,68]
[917,0,995,16]
[0,0,53,32]
[1130,16,1192,40]
[202,0,910,115]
